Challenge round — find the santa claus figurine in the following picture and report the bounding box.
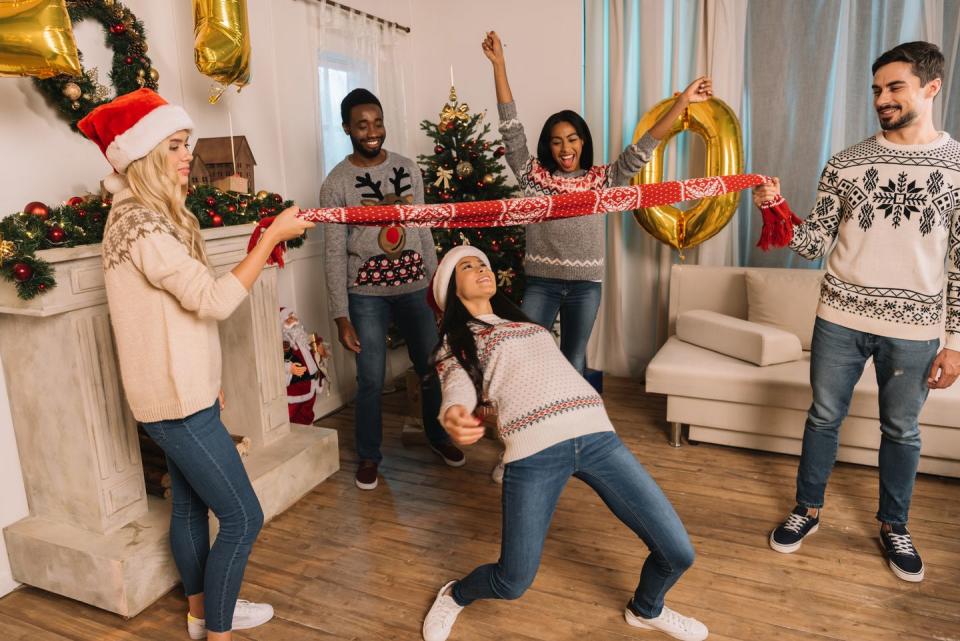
[280,307,328,425]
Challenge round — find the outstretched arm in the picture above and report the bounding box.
[482,30,513,105]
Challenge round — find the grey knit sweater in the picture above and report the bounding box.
[497,102,659,281]
[320,151,438,320]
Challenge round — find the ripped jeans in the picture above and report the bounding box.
[795,318,939,525]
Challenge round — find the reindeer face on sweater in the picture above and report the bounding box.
[352,165,425,288]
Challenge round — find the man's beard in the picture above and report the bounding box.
[350,133,385,158]
[878,107,918,131]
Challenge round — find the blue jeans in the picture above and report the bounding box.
[348,289,450,462]
[521,276,602,375]
[796,318,939,525]
[141,402,264,633]
[452,432,694,618]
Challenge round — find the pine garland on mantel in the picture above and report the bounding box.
[0,186,301,301]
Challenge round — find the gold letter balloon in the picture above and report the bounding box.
[631,96,743,251]
[193,0,251,103]
[0,0,80,79]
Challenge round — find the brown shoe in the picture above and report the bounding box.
[355,460,379,490]
[429,442,466,467]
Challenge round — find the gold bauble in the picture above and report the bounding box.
[482,173,495,185]
[631,97,743,251]
[62,82,82,101]
[255,190,269,200]
[148,67,159,82]
[455,160,474,178]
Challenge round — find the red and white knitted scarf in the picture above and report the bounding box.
[250,173,770,266]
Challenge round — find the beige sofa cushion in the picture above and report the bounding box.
[745,269,822,349]
[676,310,802,366]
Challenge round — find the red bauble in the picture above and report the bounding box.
[77,209,87,218]
[38,283,47,292]
[434,145,445,154]
[227,205,236,213]
[110,23,125,34]
[206,196,216,206]
[125,57,133,65]
[490,240,501,252]
[440,192,451,201]
[11,263,33,282]
[273,194,283,203]
[476,181,484,189]
[494,146,506,157]
[92,214,103,223]
[24,201,50,219]
[67,196,84,207]
[47,227,66,243]
[210,214,224,227]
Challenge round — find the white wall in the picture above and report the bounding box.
[0,0,581,596]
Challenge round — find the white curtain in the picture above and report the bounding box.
[307,1,412,175]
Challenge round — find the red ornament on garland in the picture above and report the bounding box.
[77,209,87,219]
[12,263,33,282]
[24,201,50,219]
[272,194,283,203]
[125,57,134,65]
[110,23,125,34]
[210,214,224,227]
[47,227,66,244]
[227,205,236,213]
[67,196,84,207]
[92,214,103,223]
[206,196,216,206]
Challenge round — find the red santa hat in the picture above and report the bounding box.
[78,88,194,179]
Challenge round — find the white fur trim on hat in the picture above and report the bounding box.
[432,245,492,312]
[105,104,194,173]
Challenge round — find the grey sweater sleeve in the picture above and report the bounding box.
[605,132,660,186]
[497,101,532,179]
[319,178,350,320]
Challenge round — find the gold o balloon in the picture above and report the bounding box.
[0,0,81,79]
[193,0,251,104]
[631,96,743,251]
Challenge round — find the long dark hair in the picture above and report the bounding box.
[428,275,530,408]
[536,110,594,173]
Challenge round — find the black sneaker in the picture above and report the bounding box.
[769,505,820,553]
[880,524,924,582]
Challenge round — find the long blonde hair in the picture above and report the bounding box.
[125,140,208,263]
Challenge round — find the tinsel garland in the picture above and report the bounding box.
[33,0,159,133]
[0,185,300,301]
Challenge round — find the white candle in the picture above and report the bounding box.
[450,65,455,88]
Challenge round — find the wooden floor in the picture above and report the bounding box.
[2,378,959,641]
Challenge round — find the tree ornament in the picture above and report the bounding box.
[210,213,224,227]
[12,263,33,282]
[256,190,269,200]
[433,167,454,190]
[62,83,82,101]
[494,146,506,158]
[24,201,50,219]
[67,196,85,206]
[490,240,500,252]
[497,268,515,287]
[434,144,445,154]
[47,226,66,244]
[455,160,474,178]
[76,209,87,219]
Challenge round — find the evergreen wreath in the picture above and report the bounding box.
[32,0,159,133]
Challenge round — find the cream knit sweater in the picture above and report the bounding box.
[101,190,249,422]
[436,315,614,463]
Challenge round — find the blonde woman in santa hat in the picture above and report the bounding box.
[78,89,312,641]
[421,246,706,641]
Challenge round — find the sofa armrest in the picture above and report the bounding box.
[676,310,802,366]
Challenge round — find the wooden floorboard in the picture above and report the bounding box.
[1,377,958,640]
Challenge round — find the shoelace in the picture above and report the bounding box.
[887,532,917,557]
[660,607,695,632]
[782,512,811,534]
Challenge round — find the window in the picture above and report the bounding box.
[317,51,373,176]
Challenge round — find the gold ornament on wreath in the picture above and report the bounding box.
[455,160,474,178]
[31,0,160,133]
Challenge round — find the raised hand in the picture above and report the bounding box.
[482,30,505,65]
[681,76,713,104]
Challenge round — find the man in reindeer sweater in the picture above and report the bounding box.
[754,41,960,583]
[321,89,465,491]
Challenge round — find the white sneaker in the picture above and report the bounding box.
[232,599,274,630]
[185,600,275,638]
[491,453,505,484]
[423,581,464,641]
[625,604,708,641]
[187,613,205,640]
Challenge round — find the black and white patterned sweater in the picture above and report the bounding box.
[790,132,960,350]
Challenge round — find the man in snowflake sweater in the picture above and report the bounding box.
[321,89,465,491]
[753,41,960,583]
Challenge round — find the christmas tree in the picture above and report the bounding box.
[418,87,525,301]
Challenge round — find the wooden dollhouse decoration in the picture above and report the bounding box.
[190,136,257,193]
